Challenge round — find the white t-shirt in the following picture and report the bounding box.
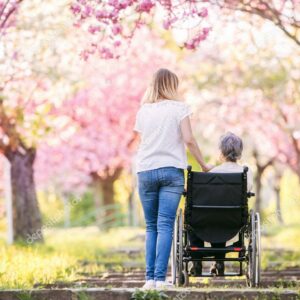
[134,100,192,173]
[210,162,253,192]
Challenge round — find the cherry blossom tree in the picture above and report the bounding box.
[0,0,84,242]
[35,29,177,222]
[71,0,299,59]
[213,0,300,46]
[71,0,212,59]
[182,14,300,214]
[189,87,298,214]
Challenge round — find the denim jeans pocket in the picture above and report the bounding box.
[162,167,184,187]
[137,170,153,190]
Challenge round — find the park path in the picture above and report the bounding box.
[0,267,299,300]
[0,286,298,300]
[0,239,299,299]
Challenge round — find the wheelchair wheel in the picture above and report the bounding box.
[255,212,261,286]
[247,210,256,287]
[246,210,261,287]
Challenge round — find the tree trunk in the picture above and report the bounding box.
[127,174,137,227]
[91,167,122,226]
[92,177,103,223]
[274,170,284,224]
[274,185,283,224]
[92,175,115,222]
[255,168,263,213]
[253,149,274,214]
[5,148,43,243]
[101,176,115,207]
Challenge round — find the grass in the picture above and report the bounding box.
[0,226,144,289]
[0,222,299,289]
[261,222,300,270]
[131,289,169,300]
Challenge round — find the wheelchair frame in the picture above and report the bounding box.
[171,165,261,287]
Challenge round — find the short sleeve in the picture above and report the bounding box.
[134,110,142,133]
[178,103,192,122]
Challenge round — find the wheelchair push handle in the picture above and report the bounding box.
[247,192,255,198]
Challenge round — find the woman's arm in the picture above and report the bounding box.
[128,131,140,151]
[180,116,213,172]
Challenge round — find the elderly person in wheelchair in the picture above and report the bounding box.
[189,132,253,276]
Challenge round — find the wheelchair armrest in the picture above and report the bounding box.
[247,192,255,198]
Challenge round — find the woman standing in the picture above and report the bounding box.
[134,69,212,289]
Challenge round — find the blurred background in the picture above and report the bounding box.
[0,0,299,289]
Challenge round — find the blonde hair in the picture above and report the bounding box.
[142,68,179,104]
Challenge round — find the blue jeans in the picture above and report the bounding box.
[138,167,184,281]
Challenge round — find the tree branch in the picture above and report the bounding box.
[0,0,23,33]
[212,0,300,46]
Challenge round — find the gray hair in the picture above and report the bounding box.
[219,132,243,162]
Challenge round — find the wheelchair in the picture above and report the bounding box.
[171,165,261,287]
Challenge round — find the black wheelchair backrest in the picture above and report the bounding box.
[185,168,249,244]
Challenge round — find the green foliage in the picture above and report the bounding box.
[38,191,96,228]
[16,292,34,300]
[76,291,92,300]
[280,171,300,225]
[70,192,96,226]
[131,289,169,300]
[261,242,300,270]
[39,190,129,228]
[38,191,64,227]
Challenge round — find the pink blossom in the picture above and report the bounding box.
[136,0,155,13]
[109,9,119,20]
[80,50,90,61]
[81,5,93,18]
[88,25,101,34]
[112,24,122,35]
[70,3,81,14]
[70,0,215,57]
[202,27,210,35]
[198,8,208,18]
[184,41,196,50]
[163,19,172,30]
[114,40,121,47]
[184,27,211,50]
[95,9,107,19]
[99,47,114,59]
[119,1,130,9]
[108,0,119,7]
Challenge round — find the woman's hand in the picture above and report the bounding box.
[202,163,215,172]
